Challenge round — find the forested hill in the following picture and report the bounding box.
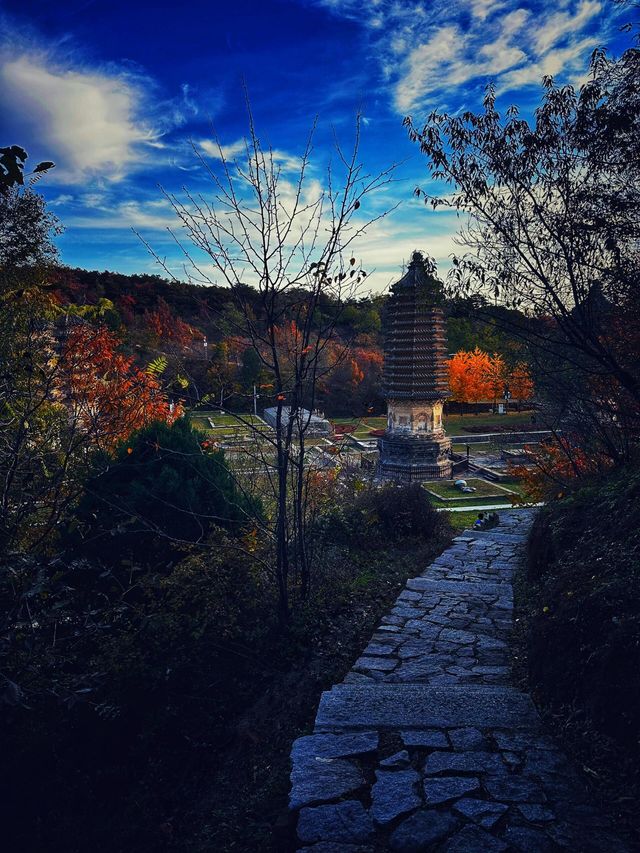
[49,266,531,417]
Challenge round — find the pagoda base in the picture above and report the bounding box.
[378,431,452,482]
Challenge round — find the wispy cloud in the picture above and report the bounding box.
[310,0,611,114]
[0,51,154,182]
[0,25,205,184]
[199,137,303,173]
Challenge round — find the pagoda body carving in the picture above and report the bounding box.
[378,251,452,481]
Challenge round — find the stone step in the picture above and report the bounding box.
[458,529,529,544]
[406,577,512,599]
[315,684,540,733]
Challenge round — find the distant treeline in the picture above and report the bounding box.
[49,266,535,417]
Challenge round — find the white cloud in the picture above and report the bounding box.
[199,137,303,173]
[310,0,612,115]
[0,22,209,185]
[0,52,156,183]
[498,36,598,91]
[199,138,246,160]
[468,0,507,21]
[64,196,176,230]
[533,0,601,53]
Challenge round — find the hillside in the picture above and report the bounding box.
[48,266,533,417]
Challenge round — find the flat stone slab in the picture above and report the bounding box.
[297,801,374,844]
[408,577,510,598]
[444,824,509,852]
[424,749,504,775]
[290,755,364,809]
[292,732,379,759]
[315,684,539,732]
[424,775,481,805]
[290,732,379,808]
[453,798,508,829]
[389,809,460,852]
[370,768,421,825]
[401,729,449,749]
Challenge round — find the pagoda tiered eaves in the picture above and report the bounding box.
[378,251,453,481]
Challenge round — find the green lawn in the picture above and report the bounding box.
[332,416,387,428]
[192,411,266,426]
[424,478,516,502]
[331,411,535,436]
[443,510,482,531]
[444,410,535,433]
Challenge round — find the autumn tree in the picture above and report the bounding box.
[0,149,180,549]
[143,111,396,616]
[447,348,491,414]
[509,362,534,410]
[483,352,506,411]
[0,146,64,548]
[60,324,181,454]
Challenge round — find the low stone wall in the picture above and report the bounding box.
[449,430,555,445]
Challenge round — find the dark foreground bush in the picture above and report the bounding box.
[313,480,443,552]
[68,418,258,568]
[523,467,640,824]
[1,480,451,852]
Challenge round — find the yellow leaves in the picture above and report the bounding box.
[243,528,258,553]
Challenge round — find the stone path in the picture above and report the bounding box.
[288,510,629,852]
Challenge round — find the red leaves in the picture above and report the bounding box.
[60,325,181,453]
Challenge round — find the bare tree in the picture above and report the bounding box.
[142,111,396,617]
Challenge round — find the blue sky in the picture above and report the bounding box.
[0,0,631,292]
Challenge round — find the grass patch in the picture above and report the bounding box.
[444,410,535,433]
[332,416,386,429]
[424,478,515,502]
[441,510,483,531]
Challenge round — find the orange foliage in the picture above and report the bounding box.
[60,325,181,453]
[448,348,492,406]
[509,362,534,403]
[350,358,365,387]
[510,436,608,502]
[483,353,507,404]
[274,320,304,360]
[448,349,535,409]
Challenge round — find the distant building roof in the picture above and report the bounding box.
[263,406,331,434]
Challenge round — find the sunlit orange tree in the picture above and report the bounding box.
[447,348,492,414]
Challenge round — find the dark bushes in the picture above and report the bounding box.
[525,468,640,755]
[313,481,444,552]
[354,481,442,544]
[68,418,258,568]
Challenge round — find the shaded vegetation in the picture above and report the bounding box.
[1,484,451,852]
[517,466,640,843]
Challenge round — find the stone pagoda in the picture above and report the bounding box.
[378,251,452,481]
